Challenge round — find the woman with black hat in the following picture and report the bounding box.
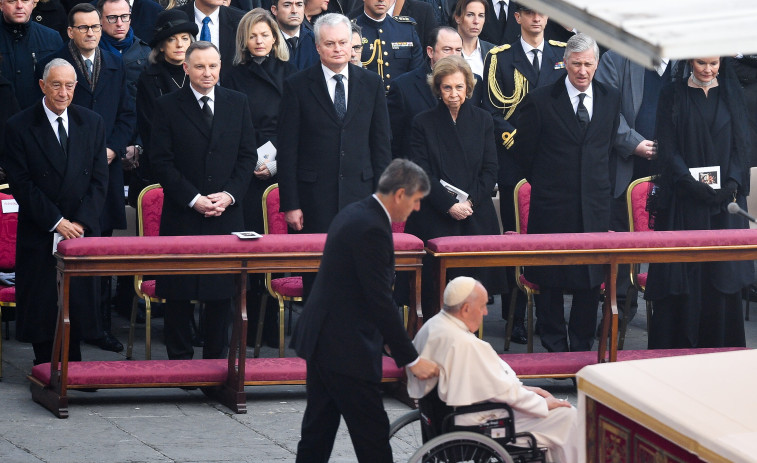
[133,9,198,194]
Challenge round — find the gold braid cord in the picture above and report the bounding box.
[487,54,529,121]
[362,39,383,77]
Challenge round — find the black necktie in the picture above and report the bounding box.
[498,0,507,25]
[333,74,346,121]
[56,116,67,156]
[577,93,590,130]
[531,49,540,78]
[286,36,299,53]
[200,95,213,127]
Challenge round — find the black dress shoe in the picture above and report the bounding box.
[91,332,124,353]
[510,323,528,345]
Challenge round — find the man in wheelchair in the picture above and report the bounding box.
[407,277,579,463]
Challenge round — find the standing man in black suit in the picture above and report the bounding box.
[479,0,517,46]
[150,41,257,360]
[278,13,392,234]
[179,0,244,82]
[2,59,108,365]
[271,0,320,70]
[482,3,565,343]
[292,158,439,463]
[515,33,620,353]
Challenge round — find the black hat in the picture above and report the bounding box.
[149,9,199,48]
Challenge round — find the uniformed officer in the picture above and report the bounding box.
[353,0,423,92]
[481,3,566,345]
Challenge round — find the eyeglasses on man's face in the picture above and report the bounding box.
[105,14,131,24]
[72,24,102,33]
[352,45,363,52]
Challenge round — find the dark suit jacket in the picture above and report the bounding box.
[178,3,245,82]
[479,0,518,45]
[482,40,566,188]
[151,85,257,300]
[37,46,136,232]
[2,102,108,343]
[277,63,392,233]
[291,196,418,382]
[516,78,620,289]
[288,26,319,71]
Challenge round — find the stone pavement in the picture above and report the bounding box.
[1,296,755,462]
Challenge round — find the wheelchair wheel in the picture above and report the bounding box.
[389,409,422,462]
[408,431,514,463]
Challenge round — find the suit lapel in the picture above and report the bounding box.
[179,85,212,138]
[585,81,610,139]
[58,106,88,197]
[513,44,538,85]
[415,68,436,107]
[208,87,229,147]
[308,66,341,124]
[342,65,365,125]
[551,79,582,142]
[30,102,67,176]
[539,44,565,86]
[628,60,644,114]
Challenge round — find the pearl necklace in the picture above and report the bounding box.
[689,73,716,87]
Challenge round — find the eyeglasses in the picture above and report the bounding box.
[105,14,131,24]
[352,45,363,52]
[72,24,102,33]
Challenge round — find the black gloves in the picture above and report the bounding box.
[712,180,738,205]
[677,175,716,202]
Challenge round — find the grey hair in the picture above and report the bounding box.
[313,13,351,44]
[442,300,466,314]
[43,58,76,81]
[185,40,221,62]
[376,159,430,197]
[564,33,599,62]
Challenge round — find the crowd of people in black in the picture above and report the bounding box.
[1,0,756,369]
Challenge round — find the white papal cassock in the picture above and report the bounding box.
[407,310,579,463]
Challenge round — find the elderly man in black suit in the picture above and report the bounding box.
[292,158,439,463]
[278,13,392,234]
[515,33,620,353]
[150,41,257,361]
[387,26,461,160]
[179,0,244,82]
[2,59,108,365]
[36,2,136,352]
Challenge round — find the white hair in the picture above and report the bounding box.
[564,33,599,62]
[43,58,76,81]
[313,13,351,44]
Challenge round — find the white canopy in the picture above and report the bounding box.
[519,0,757,67]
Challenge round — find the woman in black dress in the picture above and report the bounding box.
[226,8,296,347]
[133,9,198,200]
[645,57,753,348]
[405,55,504,321]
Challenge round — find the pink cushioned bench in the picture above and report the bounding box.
[31,234,424,418]
[427,229,757,365]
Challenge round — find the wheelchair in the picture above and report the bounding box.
[389,387,548,463]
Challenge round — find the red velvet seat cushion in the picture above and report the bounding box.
[630,181,653,233]
[518,274,539,291]
[637,272,647,288]
[271,276,303,297]
[501,351,597,376]
[0,285,15,303]
[264,187,288,235]
[243,356,403,382]
[392,222,406,233]
[613,347,745,362]
[140,279,157,298]
[0,192,18,270]
[58,233,424,257]
[426,229,757,254]
[140,188,164,237]
[31,360,229,386]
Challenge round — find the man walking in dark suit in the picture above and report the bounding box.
[179,0,244,82]
[515,33,620,353]
[482,4,565,344]
[150,41,257,361]
[278,13,392,234]
[2,59,108,365]
[292,158,439,463]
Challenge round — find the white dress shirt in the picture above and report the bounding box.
[462,39,484,78]
[42,98,69,231]
[494,0,509,21]
[520,37,544,73]
[322,63,349,107]
[565,75,593,119]
[193,6,220,49]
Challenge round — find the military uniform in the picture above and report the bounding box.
[354,14,424,92]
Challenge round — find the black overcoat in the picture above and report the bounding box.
[516,78,620,289]
[2,102,108,343]
[277,63,392,233]
[150,85,257,300]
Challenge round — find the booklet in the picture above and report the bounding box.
[689,165,721,189]
[439,179,470,203]
[232,231,262,240]
[257,141,276,169]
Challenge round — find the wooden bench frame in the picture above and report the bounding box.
[427,230,757,365]
[30,235,424,418]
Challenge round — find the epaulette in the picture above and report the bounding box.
[393,15,417,25]
[489,44,511,54]
[548,40,567,47]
